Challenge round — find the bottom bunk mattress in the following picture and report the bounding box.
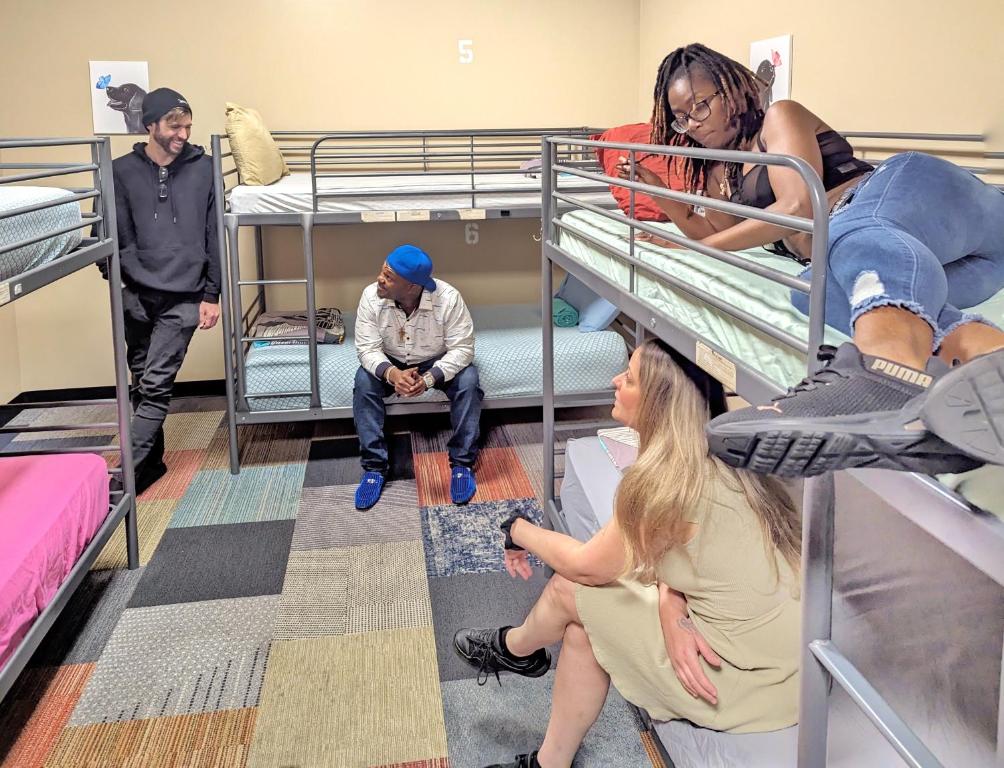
[558,209,1004,390]
[0,454,110,668]
[244,303,628,410]
[1,186,82,282]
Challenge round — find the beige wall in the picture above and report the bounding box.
[637,1,1004,147]
[5,0,1003,395]
[1,0,640,392]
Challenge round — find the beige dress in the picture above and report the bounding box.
[575,466,801,733]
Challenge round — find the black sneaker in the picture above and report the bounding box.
[706,343,982,478]
[484,751,541,768]
[921,348,1004,465]
[453,626,551,686]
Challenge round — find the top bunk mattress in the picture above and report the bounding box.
[1,186,82,282]
[558,209,1004,390]
[0,453,109,668]
[227,172,615,215]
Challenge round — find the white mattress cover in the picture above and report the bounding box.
[228,172,614,214]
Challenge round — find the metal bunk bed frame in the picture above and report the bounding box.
[0,136,138,702]
[211,128,619,474]
[539,132,1004,768]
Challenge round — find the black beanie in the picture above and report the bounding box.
[142,87,192,127]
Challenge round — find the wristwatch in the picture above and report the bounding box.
[421,372,436,389]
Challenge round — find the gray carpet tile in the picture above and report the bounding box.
[68,595,279,726]
[127,520,295,608]
[441,673,653,768]
[30,567,146,666]
[428,569,558,682]
[421,498,544,579]
[304,433,414,487]
[274,541,432,640]
[1,434,116,453]
[292,480,422,551]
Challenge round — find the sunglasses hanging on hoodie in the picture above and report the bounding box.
[156,165,175,221]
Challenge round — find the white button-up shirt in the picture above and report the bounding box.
[355,279,475,383]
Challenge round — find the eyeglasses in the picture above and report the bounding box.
[670,92,720,134]
[157,166,168,201]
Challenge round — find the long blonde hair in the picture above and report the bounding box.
[614,340,800,584]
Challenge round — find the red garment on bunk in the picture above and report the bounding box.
[592,123,685,221]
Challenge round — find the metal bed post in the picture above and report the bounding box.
[212,136,241,474]
[97,137,138,569]
[254,225,266,315]
[796,134,840,768]
[541,136,557,510]
[301,212,321,409]
[796,474,835,768]
[226,216,249,415]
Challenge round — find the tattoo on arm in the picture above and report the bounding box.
[677,616,697,633]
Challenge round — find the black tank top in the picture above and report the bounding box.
[732,130,873,209]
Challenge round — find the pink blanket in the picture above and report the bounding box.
[0,454,110,668]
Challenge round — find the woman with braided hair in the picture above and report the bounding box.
[620,43,1004,479]
[452,339,802,768]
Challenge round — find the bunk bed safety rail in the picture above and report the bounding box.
[542,136,831,358]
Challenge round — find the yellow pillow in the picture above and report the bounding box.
[224,102,289,186]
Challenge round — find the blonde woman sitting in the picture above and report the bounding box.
[453,339,802,768]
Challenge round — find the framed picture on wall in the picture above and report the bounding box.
[749,35,792,108]
[88,61,150,135]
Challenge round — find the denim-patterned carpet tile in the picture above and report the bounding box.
[420,498,544,578]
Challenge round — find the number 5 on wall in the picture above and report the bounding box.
[458,39,473,64]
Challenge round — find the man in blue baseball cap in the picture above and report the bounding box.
[353,244,483,509]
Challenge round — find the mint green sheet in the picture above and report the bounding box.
[558,209,1004,390]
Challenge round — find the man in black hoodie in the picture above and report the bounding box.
[110,87,220,493]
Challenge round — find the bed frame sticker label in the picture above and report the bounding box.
[397,210,431,222]
[361,211,396,223]
[696,341,737,391]
[458,208,487,220]
[0,282,9,306]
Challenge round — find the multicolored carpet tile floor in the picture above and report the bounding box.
[0,398,663,768]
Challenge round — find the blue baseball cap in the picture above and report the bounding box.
[386,244,436,292]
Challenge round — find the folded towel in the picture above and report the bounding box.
[552,297,579,327]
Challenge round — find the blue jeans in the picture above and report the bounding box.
[353,359,483,474]
[792,152,1004,349]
